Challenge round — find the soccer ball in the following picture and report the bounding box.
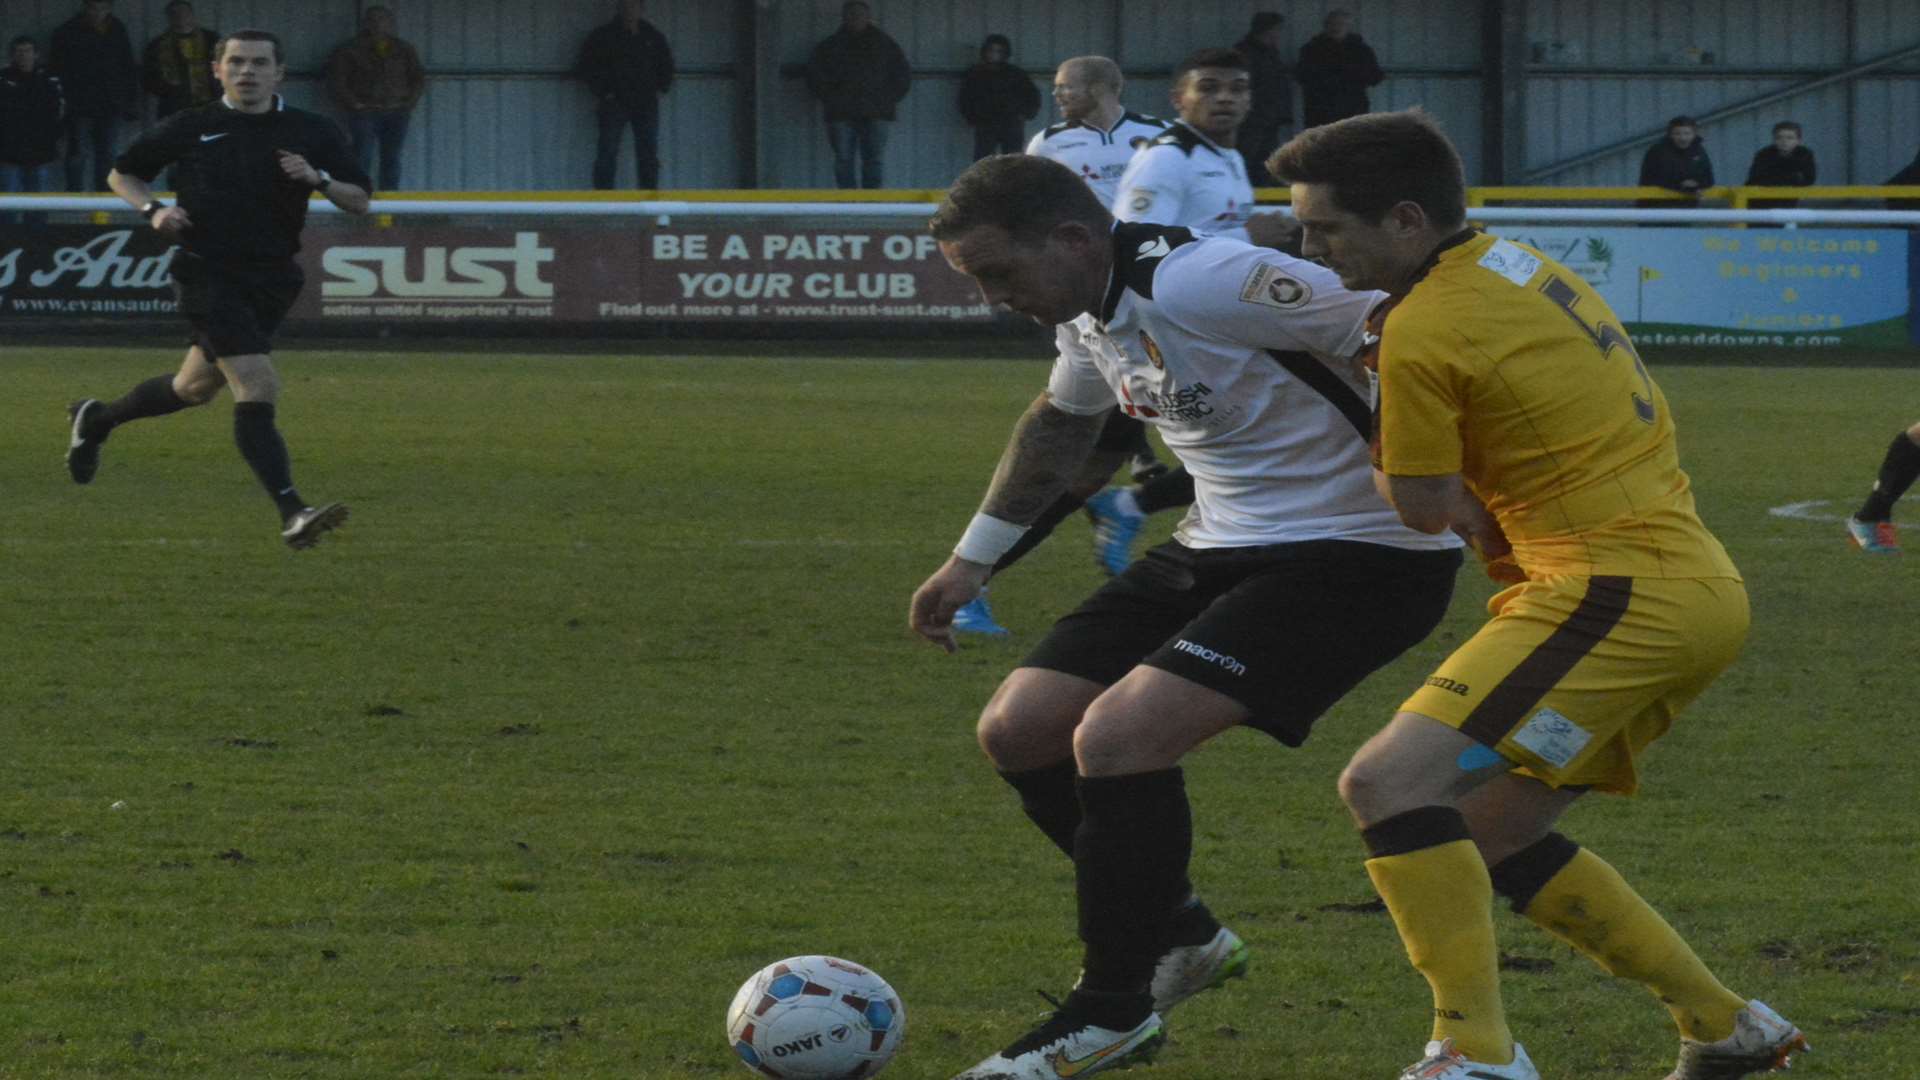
[725,955,905,1078]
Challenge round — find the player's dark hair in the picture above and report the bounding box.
[929,155,1111,247]
[1172,47,1248,87]
[165,1,193,13]
[1667,115,1699,131]
[1772,120,1801,136]
[1269,107,1466,228]
[9,35,36,51]
[216,29,284,65]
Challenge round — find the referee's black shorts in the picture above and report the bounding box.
[171,252,304,359]
[1020,538,1462,746]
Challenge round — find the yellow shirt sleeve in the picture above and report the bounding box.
[1377,310,1470,478]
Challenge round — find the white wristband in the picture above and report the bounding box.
[953,513,1029,565]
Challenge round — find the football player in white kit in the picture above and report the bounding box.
[909,154,1463,1078]
[1087,47,1303,579]
[1026,56,1168,206]
[949,56,1169,637]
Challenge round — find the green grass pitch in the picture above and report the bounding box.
[1,344,1916,1078]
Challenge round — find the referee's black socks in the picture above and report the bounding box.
[96,374,191,437]
[233,402,308,520]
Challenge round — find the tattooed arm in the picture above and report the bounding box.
[908,394,1108,652]
[977,394,1110,523]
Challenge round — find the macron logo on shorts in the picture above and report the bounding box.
[1173,639,1247,677]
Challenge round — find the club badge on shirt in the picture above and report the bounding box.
[1237,262,1313,311]
[1138,330,1165,369]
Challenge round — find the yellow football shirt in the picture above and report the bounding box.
[1375,230,1738,580]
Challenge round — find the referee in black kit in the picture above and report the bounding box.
[65,29,371,550]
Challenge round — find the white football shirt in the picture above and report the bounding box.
[1026,111,1169,207]
[1111,120,1257,242]
[1046,223,1461,553]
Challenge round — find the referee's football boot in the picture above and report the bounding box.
[1663,1000,1808,1080]
[281,502,350,550]
[1085,487,1145,576]
[952,592,1011,637]
[952,989,1163,1080]
[65,399,106,484]
[1150,924,1249,1013]
[1398,1038,1539,1080]
[1844,515,1900,554]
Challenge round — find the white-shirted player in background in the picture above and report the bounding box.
[1027,56,1167,206]
[910,153,1463,1079]
[1087,46,1303,575]
[949,55,1169,637]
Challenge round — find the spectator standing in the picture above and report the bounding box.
[576,0,674,190]
[142,2,220,119]
[957,34,1039,161]
[327,6,426,192]
[1744,121,1815,212]
[805,1,911,189]
[1235,11,1291,186]
[1639,115,1714,205]
[49,0,138,192]
[0,36,65,198]
[1295,9,1382,129]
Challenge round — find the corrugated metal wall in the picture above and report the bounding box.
[2,0,1913,191]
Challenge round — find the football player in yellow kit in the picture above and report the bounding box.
[1272,109,1808,1080]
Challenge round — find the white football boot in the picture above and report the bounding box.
[1150,925,1250,1013]
[1664,1000,1808,1080]
[1398,1038,1539,1080]
[952,990,1163,1079]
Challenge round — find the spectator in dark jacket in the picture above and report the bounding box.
[1236,11,1292,185]
[576,0,675,189]
[1,35,66,218]
[142,2,220,119]
[805,1,912,188]
[328,6,427,191]
[49,0,138,192]
[1296,9,1381,129]
[1744,121,1816,212]
[1639,115,1714,206]
[957,34,1039,161]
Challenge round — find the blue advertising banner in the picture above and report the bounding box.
[1488,226,1909,348]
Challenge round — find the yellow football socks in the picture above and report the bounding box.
[1367,839,1515,1065]
[1522,847,1746,1042]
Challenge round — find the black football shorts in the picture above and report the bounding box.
[1020,539,1462,745]
[171,252,304,359]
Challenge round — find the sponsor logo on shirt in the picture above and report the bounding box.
[1136,236,1172,260]
[1477,238,1542,286]
[1238,263,1312,310]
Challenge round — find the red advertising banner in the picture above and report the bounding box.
[1,222,998,328]
[291,223,996,325]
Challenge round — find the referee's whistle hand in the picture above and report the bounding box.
[275,149,319,186]
[151,206,192,237]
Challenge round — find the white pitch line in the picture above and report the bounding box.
[1768,495,1916,524]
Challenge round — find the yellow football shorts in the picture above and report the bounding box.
[1398,574,1750,794]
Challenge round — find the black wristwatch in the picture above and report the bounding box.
[313,169,333,194]
[140,200,166,221]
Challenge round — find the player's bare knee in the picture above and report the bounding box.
[976,698,1073,772]
[171,378,220,406]
[1337,754,1397,818]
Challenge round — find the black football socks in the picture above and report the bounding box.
[1075,768,1193,994]
[999,759,1081,858]
[232,402,308,520]
[95,374,191,438]
[1856,430,1920,522]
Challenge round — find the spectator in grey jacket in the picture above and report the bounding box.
[49,0,138,192]
[805,1,911,188]
[327,5,426,191]
[1236,12,1292,185]
[577,0,674,189]
[1296,9,1381,128]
